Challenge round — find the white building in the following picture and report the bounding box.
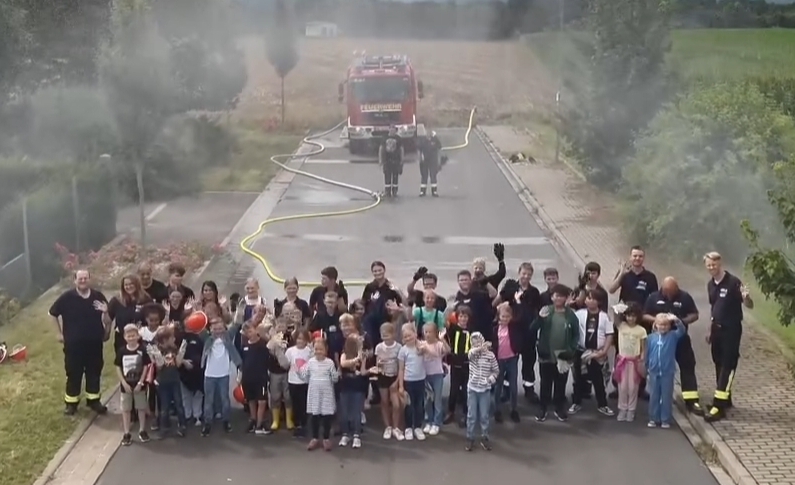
[305,21,339,38]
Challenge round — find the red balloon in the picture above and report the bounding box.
[185,311,208,333]
[233,384,246,404]
[311,330,323,341]
[447,311,458,327]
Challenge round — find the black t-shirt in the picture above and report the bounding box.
[267,334,292,374]
[708,272,744,329]
[362,280,402,328]
[108,297,146,334]
[143,279,169,304]
[454,289,493,336]
[618,269,659,305]
[168,284,195,301]
[310,308,343,335]
[574,284,610,314]
[115,345,151,389]
[644,290,698,323]
[273,297,313,320]
[241,339,270,383]
[583,310,601,350]
[382,135,403,163]
[167,304,186,326]
[336,333,373,393]
[49,289,109,343]
[420,136,442,161]
[539,288,554,307]
[409,289,447,312]
[309,284,349,311]
[499,280,542,326]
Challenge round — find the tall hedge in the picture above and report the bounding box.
[0,170,117,290]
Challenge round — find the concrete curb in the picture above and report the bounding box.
[476,126,754,485]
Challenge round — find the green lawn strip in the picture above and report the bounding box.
[201,125,303,192]
[0,291,118,485]
[743,275,795,365]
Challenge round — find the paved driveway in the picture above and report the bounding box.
[95,129,718,485]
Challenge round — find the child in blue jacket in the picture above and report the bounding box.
[645,313,685,429]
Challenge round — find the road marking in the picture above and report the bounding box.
[145,203,167,222]
[302,159,351,164]
[254,233,550,246]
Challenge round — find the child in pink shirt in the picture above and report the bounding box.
[490,303,522,423]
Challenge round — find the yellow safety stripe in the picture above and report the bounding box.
[681,391,699,400]
[708,406,720,416]
[714,390,730,400]
[85,392,101,400]
[454,331,470,354]
[725,370,735,394]
[64,394,80,403]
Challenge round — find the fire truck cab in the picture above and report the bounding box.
[338,54,426,156]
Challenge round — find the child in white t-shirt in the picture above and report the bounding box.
[286,328,313,437]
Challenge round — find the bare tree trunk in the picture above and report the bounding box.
[135,162,146,256]
[281,75,285,125]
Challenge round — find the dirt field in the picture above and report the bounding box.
[236,36,555,130]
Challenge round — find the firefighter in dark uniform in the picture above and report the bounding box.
[379,125,404,197]
[704,252,753,422]
[418,131,446,197]
[643,276,703,415]
[49,269,112,415]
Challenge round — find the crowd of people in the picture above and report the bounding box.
[48,243,753,451]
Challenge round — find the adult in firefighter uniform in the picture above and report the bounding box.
[379,126,404,197]
[704,252,753,423]
[418,131,447,197]
[49,269,112,415]
[643,277,703,415]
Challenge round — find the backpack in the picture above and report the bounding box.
[416,308,440,336]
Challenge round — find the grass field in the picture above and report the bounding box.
[524,28,795,87]
[234,36,557,130]
[0,293,118,485]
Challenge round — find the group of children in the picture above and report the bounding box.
[115,273,689,451]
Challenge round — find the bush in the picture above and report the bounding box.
[0,171,117,291]
[621,82,795,263]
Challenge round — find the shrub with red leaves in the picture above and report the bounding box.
[54,237,224,289]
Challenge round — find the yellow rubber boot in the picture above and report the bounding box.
[271,408,281,431]
[285,407,295,430]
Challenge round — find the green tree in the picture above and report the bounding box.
[623,82,795,262]
[266,0,299,125]
[565,0,673,189]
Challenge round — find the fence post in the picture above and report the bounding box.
[22,196,32,294]
[72,175,81,252]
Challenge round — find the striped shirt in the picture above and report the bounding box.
[467,347,499,392]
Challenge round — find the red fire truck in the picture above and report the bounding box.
[338,54,426,156]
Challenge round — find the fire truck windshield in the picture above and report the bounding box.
[350,77,410,103]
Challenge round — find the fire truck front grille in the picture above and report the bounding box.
[363,111,402,124]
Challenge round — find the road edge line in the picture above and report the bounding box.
[476,125,754,485]
[33,138,313,485]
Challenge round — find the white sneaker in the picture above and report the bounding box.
[361,412,367,425]
[422,424,431,434]
[661,422,671,429]
[382,427,393,440]
[617,410,627,422]
[414,428,426,441]
[647,421,657,428]
[568,404,582,414]
[352,436,362,448]
[404,428,414,440]
[339,435,350,447]
[626,411,636,422]
[393,428,405,441]
[429,425,440,436]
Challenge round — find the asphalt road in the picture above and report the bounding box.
[116,192,258,247]
[96,129,718,485]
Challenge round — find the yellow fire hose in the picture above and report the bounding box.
[239,107,477,287]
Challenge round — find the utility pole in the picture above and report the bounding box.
[22,197,32,294]
[71,176,81,252]
[554,0,565,165]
